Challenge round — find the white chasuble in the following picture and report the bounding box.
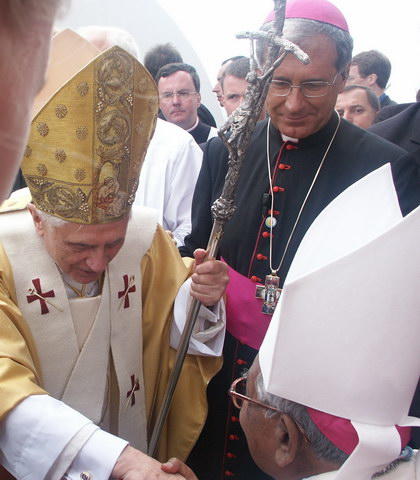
[0,206,158,451]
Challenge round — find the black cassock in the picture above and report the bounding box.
[181,114,419,480]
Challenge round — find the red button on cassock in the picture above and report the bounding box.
[231,416,239,422]
[267,209,280,216]
[225,471,235,477]
[279,163,291,170]
[272,186,285,193]
[236,359,247,365]
[229,434,240,440]
[226,452,237,459]
[285,143,298,150]
[262,231,272,238]
[250,275,261,282]
[256,253,267,260]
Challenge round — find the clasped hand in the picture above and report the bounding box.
[190,249,229,307]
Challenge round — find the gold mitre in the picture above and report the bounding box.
[22,43,158,224]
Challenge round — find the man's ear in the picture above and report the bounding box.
[273,414,301,469]
[337,65,350,93]
[27,203,45,237]
[341,64,350,83]
[366,73,377,87]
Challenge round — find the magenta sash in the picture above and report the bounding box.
[224,260,272,350]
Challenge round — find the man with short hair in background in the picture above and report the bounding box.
[212,56,247,108]
[347,49,397,108]
[221,57,251,116]
[157,63,218,144]
[335,84,380,129]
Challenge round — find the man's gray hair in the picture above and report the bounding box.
[257,18,353,73]
[77,25,140,59]
[36,208,69,229]
[35,206,132,229]
[255,373,348,466]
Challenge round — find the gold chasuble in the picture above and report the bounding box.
[0,204,221,461]
[0,39,222,470]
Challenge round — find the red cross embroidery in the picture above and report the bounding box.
[126,375,140,406]
[118,274,136,309]
[26,278,55,315]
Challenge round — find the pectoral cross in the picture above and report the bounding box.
[256,274,282,315]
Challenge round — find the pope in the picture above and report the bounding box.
[0,45,228,480]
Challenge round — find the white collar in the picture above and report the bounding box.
[186,117,199,132]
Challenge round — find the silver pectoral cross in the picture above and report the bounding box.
[256,274,282,315]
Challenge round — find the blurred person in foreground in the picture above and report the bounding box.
[335,84,379,129]
[0,41,228,479]
[0,0,63,202]
[181,0,417,478]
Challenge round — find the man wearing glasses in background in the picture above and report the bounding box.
[181,0,418,479]
[157,63,217,144]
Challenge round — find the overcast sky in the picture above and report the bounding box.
[157,0,420,103]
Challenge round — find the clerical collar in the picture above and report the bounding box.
[281,133,299,143]
[270,113,341,148]
[186,118,199,132]
[60,271,100,299]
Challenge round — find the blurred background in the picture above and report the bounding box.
[57,0,420,125]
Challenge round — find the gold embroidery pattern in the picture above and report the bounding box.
[74,168,86,182]
[76,126,88,140]
[93,49,135,221]
[24,145,32,158]
[37,123,49,137]
[77,81,89,97]
[25,176,90,222]
[37,164,48,176]
[55,149,67,163]
[55,104,68,119]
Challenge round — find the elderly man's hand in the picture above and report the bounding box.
[161,458,198,480]
[190,249,229,307]
[111,445,185,479]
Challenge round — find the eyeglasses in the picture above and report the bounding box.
[229,377,283,412]
[229,377,310,442]
[269,73,339,98]
[159,90,198,100]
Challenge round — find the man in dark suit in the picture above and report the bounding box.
[369,102,420,152]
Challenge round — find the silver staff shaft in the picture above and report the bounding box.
[148,220,223,457]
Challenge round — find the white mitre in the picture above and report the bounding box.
[260,163,420,480]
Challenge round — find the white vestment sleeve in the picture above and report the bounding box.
[0,394,127,480]
[134,119,203,247]
[171,278,226,356]
[162,132,203,246]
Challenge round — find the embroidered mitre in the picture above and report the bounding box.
[22,44,158,224]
